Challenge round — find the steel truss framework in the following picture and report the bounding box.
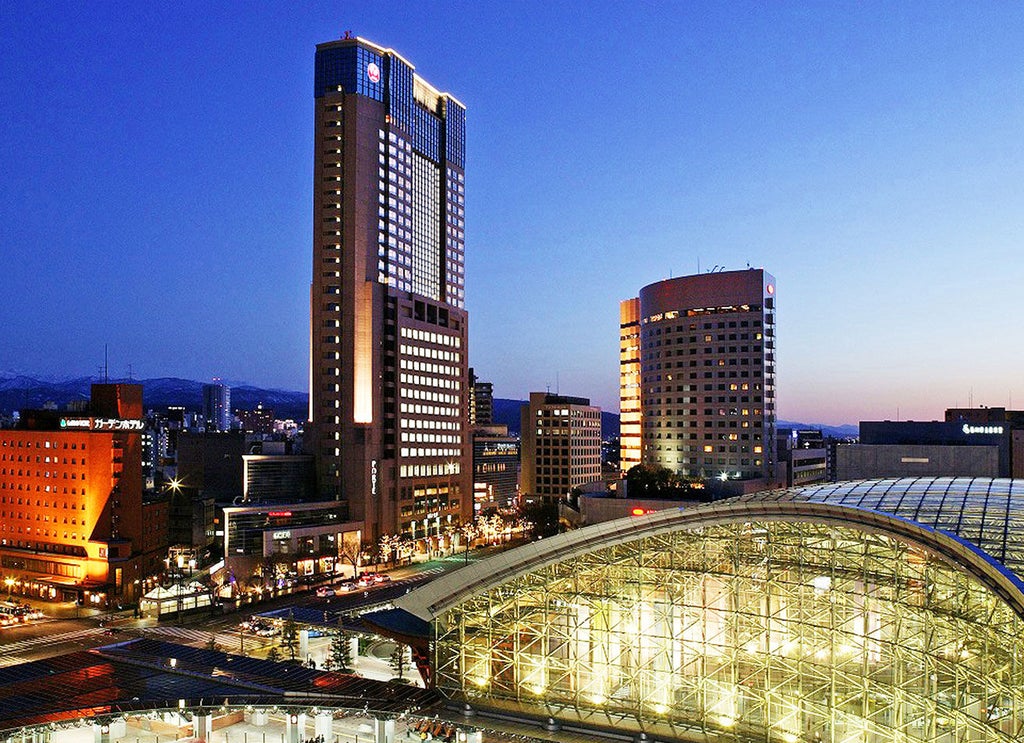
[434,519,1024,743]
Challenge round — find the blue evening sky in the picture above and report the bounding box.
[1,2,1022,425]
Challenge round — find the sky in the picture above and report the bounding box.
[1,2,1023,425]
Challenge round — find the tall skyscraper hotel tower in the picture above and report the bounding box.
[311,37,471,543]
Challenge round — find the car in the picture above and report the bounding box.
[373,573,392,584]
[316,587,336,598]
[335,581,358,592]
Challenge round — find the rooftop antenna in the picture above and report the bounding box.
[103,344,109,383]
[126,363,134,382]
[969,388,974,408]
[556,371,560,395]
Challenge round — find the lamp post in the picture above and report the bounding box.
[4,577,13,600]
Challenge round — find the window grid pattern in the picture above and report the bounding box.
[410,153,441,300]
[385,55,414,133]
[314,45,383,100]
[381,130,414,292]
[444,167,465,307]
[444,101,466,169]
[413,104,441,162]
[640,304,774,480]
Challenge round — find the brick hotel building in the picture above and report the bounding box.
[0,384,163,605]
[310,37,471,544]
[621,269,778,485]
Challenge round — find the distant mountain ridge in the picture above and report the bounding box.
[777,421,859,439]
[492,398,857,440]
[0,375,309,422]
[0,377,859,437]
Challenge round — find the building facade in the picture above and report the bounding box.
[220,501,362,588]
[382,477,1024,743]
[202,382,231,432]
[620,269,777,485]
[777,427,828,487]
[468,368,493,426]
[0,384,161,605]
[837,419,1014,480]
[618,297,642,474]
[519,393,601,505]
[242,454,316,503]
[236,404,275,435]
[310,36,471,544]
[471,426,519,513]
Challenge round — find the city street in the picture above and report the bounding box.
[0,548,500,671]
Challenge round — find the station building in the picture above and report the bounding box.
[378,477,1024,743]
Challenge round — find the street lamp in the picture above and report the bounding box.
[4,577,13,600]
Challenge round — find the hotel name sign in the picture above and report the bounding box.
[59,417,146,432]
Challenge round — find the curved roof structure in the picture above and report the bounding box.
[396,477,1024,622]
[413,477,1024,743]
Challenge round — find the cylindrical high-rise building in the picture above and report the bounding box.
[620,269,777,484]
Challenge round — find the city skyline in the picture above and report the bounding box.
[3,2,1023,425]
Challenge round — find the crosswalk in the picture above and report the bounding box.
[0,627,105,667]
[139,625,226,648]
[409,565,446,575]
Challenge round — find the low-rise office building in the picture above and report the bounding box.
[837,419,1016,480]
[220,501,361,589]
[777,428,828,486]
[471,425,519,513]
[519,393,601,505]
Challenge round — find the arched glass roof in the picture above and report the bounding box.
[395,477,1024,623]
[756,477,1024,576]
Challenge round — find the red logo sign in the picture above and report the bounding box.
[366,63,381,84]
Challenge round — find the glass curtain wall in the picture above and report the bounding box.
[435,520,1024,743]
